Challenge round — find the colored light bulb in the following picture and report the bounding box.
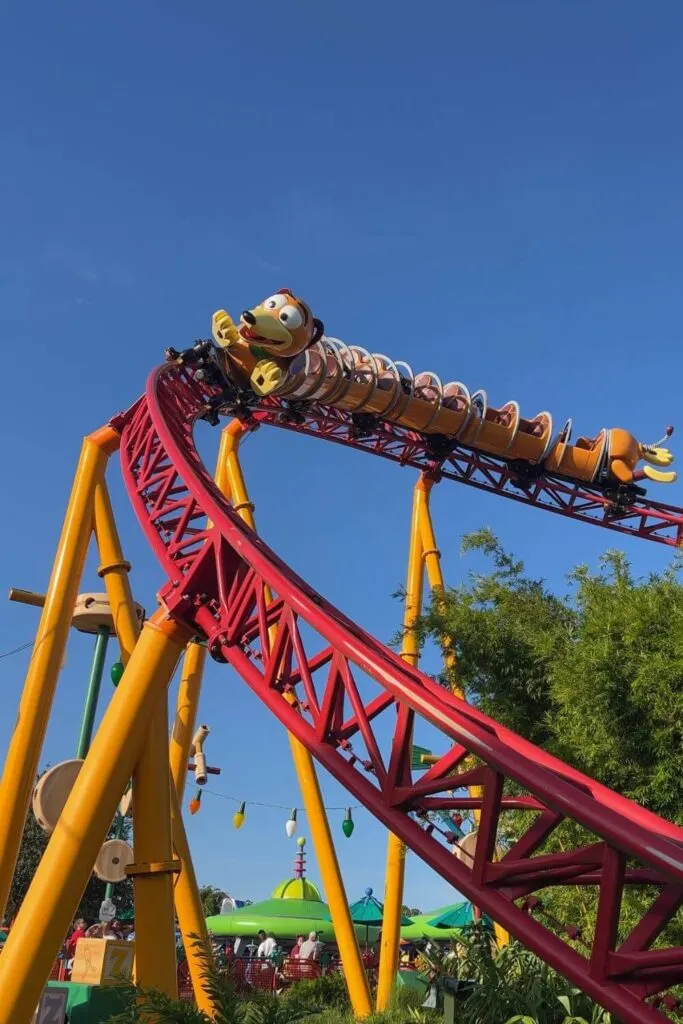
[189,789,202,815]
[110,661,124,687]
[285,808,297,837]
[342,808,354,837]
[233,801,246,829]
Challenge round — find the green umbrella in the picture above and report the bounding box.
[427,901,493,931]
[326,888,412,949]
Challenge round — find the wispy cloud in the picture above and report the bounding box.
[0,242,139,321]
[243,251,284,275]
[40,239,138,293]
[41,240,99,284]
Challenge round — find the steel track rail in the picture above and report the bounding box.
[116,364,683,1023]
[249,403,683,548]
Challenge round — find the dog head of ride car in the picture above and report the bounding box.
[238,290,324,358]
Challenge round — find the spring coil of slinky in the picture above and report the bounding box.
[276,337,557,468]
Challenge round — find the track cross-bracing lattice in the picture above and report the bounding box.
[117,363,683,1024]
[249,402,683,548]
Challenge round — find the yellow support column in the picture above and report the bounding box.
[0,425,117,923]
[93,478,139,661]
[287,735,372,1016]
[416,480,510,948]
[417,477,460,695]
[169,428,231,800]
[94,479,214,1000]
[224,422,372,1019]
[376,479,425,1011]
[133,693,178,997]
[96,476,178,993]
[0,609,189,1024]
[170,643,207,800]
[170,784,216,1017]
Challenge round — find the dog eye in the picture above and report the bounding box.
[279,305,303,329]
[263,294,287,311]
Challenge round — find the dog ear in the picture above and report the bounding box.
[311,318,325,345]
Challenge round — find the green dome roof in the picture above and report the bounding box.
[271,877,322,901]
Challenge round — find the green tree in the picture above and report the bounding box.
[414,529,683,941]
[7,774,133,924]
[199,885,229,917]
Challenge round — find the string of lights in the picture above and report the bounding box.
[202,789,361,812]
[187,788,358,837]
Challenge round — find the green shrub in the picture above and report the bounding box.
[284,971,350,1014]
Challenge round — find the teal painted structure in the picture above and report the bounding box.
[47,981,130,1022]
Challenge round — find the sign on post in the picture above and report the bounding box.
[99,898,116,922]
[33,987,68,1024]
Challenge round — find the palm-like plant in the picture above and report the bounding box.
[416,923,611,1024]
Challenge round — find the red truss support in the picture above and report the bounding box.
[250,403,683,548]
[117,365,683,1024]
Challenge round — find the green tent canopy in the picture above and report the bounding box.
[326,888,413,927]
[399,901,489,942]
[427,903,479,929]
[323,888,412,949]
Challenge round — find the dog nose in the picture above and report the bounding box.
[242,310,256,325]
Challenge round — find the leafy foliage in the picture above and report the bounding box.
[413,530,683,943]
[412,528,572,743]
[199,884,230,917]
[418,924,611,1024]
[103,927,616,1024]
[416,529,683,812]
[283,972,350,1013]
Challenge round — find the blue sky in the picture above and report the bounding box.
[1,0,683,914]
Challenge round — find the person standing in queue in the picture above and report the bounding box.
[257,930,277,959]
[299,931,323,961]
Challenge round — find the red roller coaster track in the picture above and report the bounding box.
[248,402,683,548]
[117,363,683,1024]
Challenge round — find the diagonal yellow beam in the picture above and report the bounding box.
[376,475,425,1010]
[222,420,372,1018]
[169,428,232,803]
[0,609,190,1022]
[0,425,118,923]
[95,475,217,1014]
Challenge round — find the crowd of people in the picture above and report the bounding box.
[258,930,324,961]
[65,917,134,958]
[219,929,326,963]
[63,921,328,966]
